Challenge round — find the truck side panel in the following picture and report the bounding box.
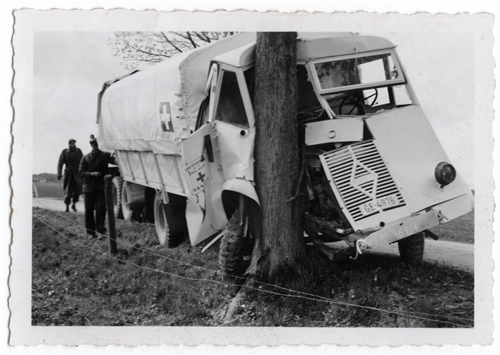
[115,150,187,197]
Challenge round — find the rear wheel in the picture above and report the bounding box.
[121,181,143,221]
[219,211,253,277]
[153,192,185,248]
[143,187,156,223]
[398,232,425,264]
[111,176,124,220]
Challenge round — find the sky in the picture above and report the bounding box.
[32,13,479,188]
[34,31,127,172]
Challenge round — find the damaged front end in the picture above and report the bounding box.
[298,43,473,258]
[301,106,473,255]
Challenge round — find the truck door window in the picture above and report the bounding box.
[195,94,210,131]
[215,70,249,127]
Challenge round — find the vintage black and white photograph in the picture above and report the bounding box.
[7,6,495,349]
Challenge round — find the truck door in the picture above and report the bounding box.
[181,65,227,246]
[181,64,256,246]
[210,66,256,184]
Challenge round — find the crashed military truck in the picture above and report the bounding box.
[97,32,473,274]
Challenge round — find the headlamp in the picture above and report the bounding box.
[435,162,456,187]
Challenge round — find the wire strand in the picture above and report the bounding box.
[32,202,473,323]
[32,212,472,327]
[34,203,473,323]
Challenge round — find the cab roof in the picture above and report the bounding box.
[213,34,396,68]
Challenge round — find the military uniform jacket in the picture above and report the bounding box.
[79,149,116,193]
[57,148,83,191]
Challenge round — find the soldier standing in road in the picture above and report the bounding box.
[79,134,116,238]
[57,138,83,212]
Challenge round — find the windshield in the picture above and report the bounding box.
[314,52,403,91]
[307,51,413,116]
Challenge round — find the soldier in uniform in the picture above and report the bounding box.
[57,138,83,212]
[79,135,116,238]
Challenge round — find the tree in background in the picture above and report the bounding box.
[109,31,234,71]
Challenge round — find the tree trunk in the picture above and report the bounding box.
[249,32,306,280]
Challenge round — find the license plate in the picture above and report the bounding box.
[359,194,401,216]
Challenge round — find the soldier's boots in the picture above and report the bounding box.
[71,204,77,212]
[65,205,69,213]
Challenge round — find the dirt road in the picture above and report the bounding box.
[324,240,474,273]
[33,198,84,214]
[366,239,473,273]
[33,197,474,273]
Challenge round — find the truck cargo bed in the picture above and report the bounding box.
[115,150,187,196]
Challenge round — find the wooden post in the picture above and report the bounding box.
[104,175,118,255]
[33,181,38,198]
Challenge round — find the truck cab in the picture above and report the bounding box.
[188,34,472,263]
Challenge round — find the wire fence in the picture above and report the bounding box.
[32,200,473,327]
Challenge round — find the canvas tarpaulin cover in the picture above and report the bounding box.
[97,33,256,155]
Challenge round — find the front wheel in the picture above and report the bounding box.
[398,232,425,264]
[219,211,254,277]
[153,192,185,248]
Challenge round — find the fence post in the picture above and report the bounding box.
[33,181,39,198]
[104,174,117,255]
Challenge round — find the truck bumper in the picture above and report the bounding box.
[359,193,472,250]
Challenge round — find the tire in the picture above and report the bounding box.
[398,232,425,264]
[143,188,156,223]
[121,181,143,222]
[111,176,124,220]
[219,211,253,277]
[153,192,185,248]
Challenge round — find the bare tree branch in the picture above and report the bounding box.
[169,32,199,48]
[161,32,183,53]
[123,41,170,58]
[193,32,211,43]
[108,31,235,71]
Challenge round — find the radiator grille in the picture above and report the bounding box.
[320,140,405,222]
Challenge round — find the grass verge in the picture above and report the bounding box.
[34,181,65,199]
[32,207,473,327]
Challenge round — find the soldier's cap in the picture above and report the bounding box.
[68,138,76,144]
[89,134,97,144]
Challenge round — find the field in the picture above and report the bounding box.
[429,211,474,244]
[32,207,474,327]
[33,181,65,199]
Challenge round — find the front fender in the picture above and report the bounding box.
[221,179,262,240]
[222,179,260,206]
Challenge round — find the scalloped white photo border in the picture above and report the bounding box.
[4,3,497,353]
